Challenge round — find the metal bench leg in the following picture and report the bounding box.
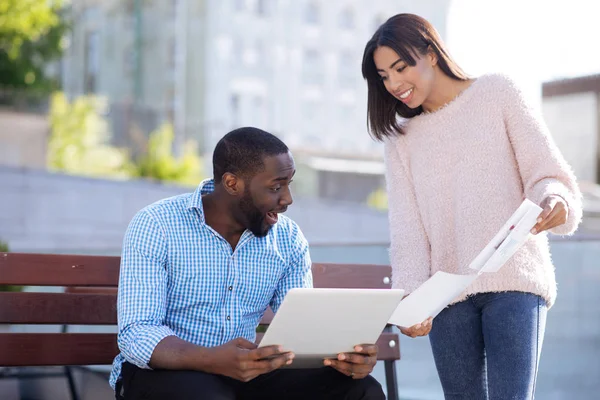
[64,366,79,400]
[60,321,80,400]
[384,360,399,400]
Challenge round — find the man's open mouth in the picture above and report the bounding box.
[265,211,279,225]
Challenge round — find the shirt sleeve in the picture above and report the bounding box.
[384,140,431,294]
[269,224,313,313]
[116,209,176,370]
[500,74,583,235]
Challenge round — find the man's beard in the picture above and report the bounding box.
[239,190,269,237]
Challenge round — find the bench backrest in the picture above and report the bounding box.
[0,252,399,367]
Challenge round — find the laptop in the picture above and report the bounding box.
[258,287,405,368]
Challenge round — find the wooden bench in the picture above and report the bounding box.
[0,252,401,400]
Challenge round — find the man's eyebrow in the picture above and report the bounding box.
[271,171,296,182]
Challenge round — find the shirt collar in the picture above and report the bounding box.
[188,178,215,223]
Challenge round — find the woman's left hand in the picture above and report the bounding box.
[531,195,569,235]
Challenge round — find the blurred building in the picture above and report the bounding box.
[542,74,600,184]
[61,0,451,202]
[542,74,600,232]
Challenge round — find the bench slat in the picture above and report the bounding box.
[0,254,391,289]
[312,263,392,289]
[0,253,120,286]
[0,292,117,324]
[0,333,119,366]
[0,331,399,366]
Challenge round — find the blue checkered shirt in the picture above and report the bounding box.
[109,179,313,388]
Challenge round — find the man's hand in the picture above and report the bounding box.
[323,344,378,379]
[399,317,433,338]
[531,195,568,235]
[206,338,294,382]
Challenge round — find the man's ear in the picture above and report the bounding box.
[222,172,245,196]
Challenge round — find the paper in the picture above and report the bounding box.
[388,271,477,328]
[389,199,543,328]
[468,199,542,273]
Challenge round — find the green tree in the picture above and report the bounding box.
[47,92,133,178]
[47,94,205,186]
[0,0,69,93]
[133,122,205,187]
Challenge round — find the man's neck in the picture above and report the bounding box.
[202,192,245,249]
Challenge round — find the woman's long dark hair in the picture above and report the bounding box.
[362,13,468,140]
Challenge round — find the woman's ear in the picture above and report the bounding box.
[427,46,438,66]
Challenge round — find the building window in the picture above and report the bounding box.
[302,100,323,138]
[254,39,265,66]
[234,0,246,12]
[305,2,319,25]
[168,37,176,71]
[232,37,245,65]
[254,96,267,128]
[373,14,387,31]
[170,0,179,19]
[124,46,135,75]
[338,51,357,89]
[256,0,268,16]
[84,31,99,93]
[82,6,101,23]
[339,7,354,30]
[303,49,323,85]
[339,104,355,127]
[231,94,240,128]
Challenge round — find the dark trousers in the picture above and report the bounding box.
[116,362,385,400]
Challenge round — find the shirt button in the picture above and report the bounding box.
[226,316,231,321]
[228,286,233,291]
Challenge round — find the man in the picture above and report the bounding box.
[110,127,385,400]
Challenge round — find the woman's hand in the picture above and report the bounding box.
[399,317,433,338]
[531,195,568,235]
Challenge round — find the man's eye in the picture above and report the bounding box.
[271,187,281,192]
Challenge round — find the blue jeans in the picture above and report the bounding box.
[429,291,547,400]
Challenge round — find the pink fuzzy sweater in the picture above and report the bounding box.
[384,74,582,307]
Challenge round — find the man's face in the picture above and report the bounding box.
[238,152,295,237]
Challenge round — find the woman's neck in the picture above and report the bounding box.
[422,73,473,113]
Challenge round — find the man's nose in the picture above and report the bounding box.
[280,188,293,207]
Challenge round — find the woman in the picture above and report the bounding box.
[361,13,582,399]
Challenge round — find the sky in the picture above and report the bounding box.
[446,0,600,103]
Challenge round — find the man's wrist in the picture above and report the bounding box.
[190,345,216,373]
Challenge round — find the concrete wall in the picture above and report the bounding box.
[0,166,390,253]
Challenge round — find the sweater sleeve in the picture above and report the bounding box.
[499,74,583,235]
[384,139,431,294]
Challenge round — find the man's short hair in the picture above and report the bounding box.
[212,127,289,183]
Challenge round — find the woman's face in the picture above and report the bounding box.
[373,45,436,109]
